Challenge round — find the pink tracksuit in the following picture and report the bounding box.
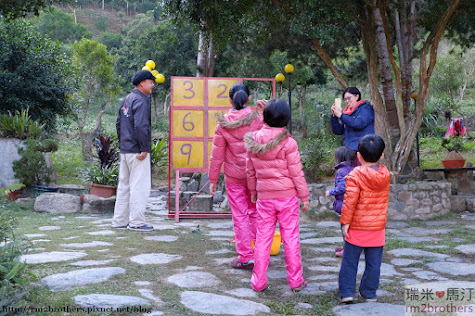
[209,107,263,263]
[244,125,309,291]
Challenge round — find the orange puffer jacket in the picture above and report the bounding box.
[340,165,390,231]
[208,107,263,184]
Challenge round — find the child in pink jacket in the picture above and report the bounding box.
[209,83,263,269]
[244,98,310,292]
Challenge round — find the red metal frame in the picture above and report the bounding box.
[168,77,276,221]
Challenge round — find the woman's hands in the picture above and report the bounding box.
[331,103,342,118]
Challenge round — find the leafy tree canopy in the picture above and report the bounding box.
[0,0,67,20]
[0,19,71,130]
[31,6,93,43]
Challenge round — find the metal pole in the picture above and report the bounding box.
[288,74,292,134]
[415,99,420,167]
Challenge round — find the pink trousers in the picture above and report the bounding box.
[251,196,304,291]
[226,182,257,263]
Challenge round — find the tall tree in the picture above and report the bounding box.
[164,0,474,172]
[0,19,71,130]
[71,38,122,161]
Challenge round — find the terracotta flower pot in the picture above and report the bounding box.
[442,159,465,168]
[90,183,117,198]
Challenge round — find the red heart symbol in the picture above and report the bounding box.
[436,291,445,298]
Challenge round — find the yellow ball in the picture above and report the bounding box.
[142,65,152,72]
[151,70,159,77]
[145,60,156,70]
[284,64,294,73]
[155,73,165,83]
[275,73,285,82]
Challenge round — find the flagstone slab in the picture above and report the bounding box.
[87,230,116,236]
[402,227,451,236]
[393,236,441,243]
[144,235,178,242]
[308,265,340,273]
[38,226,61,231]
[412,270,448,281]
[387,248,449,260]
[206,222,234,229]
[357,262,402,277]
[168,271,220,288]
[455,244,475,254]
[316,221,341,228]
[390,258,420,266]
[424,245,449,249]
[206,249,233,255]
[138,289,162,304]
[60,241,113,248]
[225,288,257,298]
[130,253,182,265]
[180,291,270,315]
[332,302,405,316]
[301,237,343,245]
[70,259,116,266]
[267,270,287,279]
[386,222,409,228]
[73,294,151,310]
[308,274,338,281]
[300,232,319,239]
[42,267,125,291]
[426,261,475,276]
[21,251,87,264]
[425,220,457,226]
[207,230,234,237]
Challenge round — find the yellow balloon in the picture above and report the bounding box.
[284,64,294,73]
[145,60,156,70]
[275,73,285,82]
[142,65,152,72]
[155,73,165,83]
[151,70,159,77]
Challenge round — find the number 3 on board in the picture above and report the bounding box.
[173,78,204,106]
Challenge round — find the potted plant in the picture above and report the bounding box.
[441,137,465,168]
[87,134,119,198]
[1,183,26,201]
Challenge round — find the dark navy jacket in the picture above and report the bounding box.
[330,102,375,151]
[116,89,151,153]
[329,161,355,215]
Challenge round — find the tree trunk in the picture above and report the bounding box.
[296,86,308,139]
[311,38,347,89]
[197,31,215,77]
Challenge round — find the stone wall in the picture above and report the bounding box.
[0,138,23,186]
[308,181,453,221]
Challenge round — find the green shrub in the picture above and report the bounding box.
[151,138,168,173]
[0,109,42,140]
[12,139,56,186]
[299,135,336,182]
[0,209,34,313]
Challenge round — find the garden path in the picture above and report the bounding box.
[19,196,475,315]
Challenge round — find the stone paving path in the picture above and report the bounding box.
[19,196,475,315]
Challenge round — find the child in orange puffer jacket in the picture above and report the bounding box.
[244,98,309,292]
[338,134,390,304]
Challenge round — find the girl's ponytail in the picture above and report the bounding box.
[232,90,248,110]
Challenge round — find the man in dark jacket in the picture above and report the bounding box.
[112,70,155,231]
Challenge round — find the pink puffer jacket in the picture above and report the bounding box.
[208,107,263,184]
[244,125,309,201]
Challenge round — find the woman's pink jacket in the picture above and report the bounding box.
[244,125,309,201]
[208,107,263,185]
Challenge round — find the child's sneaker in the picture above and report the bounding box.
[334,246,343,252]
[228,258,254,270]
[339,297,354,304]
[291,281,307,292]
[335,249,344,258]
[127,224,153,232]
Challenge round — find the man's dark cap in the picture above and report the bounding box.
[132,70,156,85]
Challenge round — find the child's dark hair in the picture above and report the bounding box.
[334,146,356,165]
[232,90,248,110]
[342,87,362,101]
[263,98,290,128]
[358,134,385,163]
[229,83,250,99]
